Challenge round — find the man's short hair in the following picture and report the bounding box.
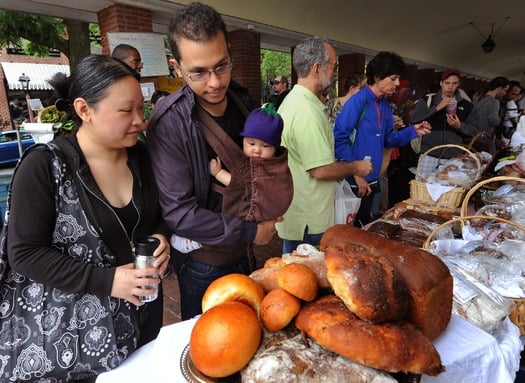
[365,51,405,85]
[272,76,288,85]
[488,76,509,91]
[168,2,228,62]
[293,36,330,78]
[111,44,139,61]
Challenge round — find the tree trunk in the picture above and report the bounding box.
[63,19,91,69]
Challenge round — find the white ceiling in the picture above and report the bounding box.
[4,0,525,84]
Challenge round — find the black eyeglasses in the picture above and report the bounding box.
[177,62,233,82]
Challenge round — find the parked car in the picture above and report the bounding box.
[0,130,35,165]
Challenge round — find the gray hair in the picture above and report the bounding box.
[293,37,330,78]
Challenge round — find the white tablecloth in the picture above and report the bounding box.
[97,314,523,383]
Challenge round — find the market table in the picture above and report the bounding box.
[97,314,523,383]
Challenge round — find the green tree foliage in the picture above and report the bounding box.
[260,49,291,102]
[0,10,96,68]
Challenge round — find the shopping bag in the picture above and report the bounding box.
[335,179,361,225]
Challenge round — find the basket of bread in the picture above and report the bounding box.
[410,144,482,209]
[183,226,453,383]
[423,215,525,335]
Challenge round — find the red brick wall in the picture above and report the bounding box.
[98,4,153,55]
[229,30,261,105]
[0,48,69,128]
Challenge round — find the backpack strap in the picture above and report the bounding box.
[349,98,368,146]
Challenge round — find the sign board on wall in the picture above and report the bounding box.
[107,32,170,77]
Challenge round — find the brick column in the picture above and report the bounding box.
[338,53,366,95]
[228,29,261,105]
[97,4,153,55]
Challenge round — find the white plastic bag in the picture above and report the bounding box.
[334,180,361,225]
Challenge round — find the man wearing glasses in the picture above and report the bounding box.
[147,2,278,320]
[111,43,143,74]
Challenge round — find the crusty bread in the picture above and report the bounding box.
[242,326,398,383]
[320,225,453,340]
[325,241,408,323]
[249,267,280,293]
[295,295,445,376]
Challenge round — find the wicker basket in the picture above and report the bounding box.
[423,215,525,334]
[410,144,481,209]
[460,175,525,217]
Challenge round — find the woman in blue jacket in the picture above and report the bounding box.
[334,51,431,226]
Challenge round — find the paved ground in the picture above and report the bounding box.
[162,235,283,325]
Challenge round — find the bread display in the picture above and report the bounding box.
[325,240,408,323]
[320,225,453,340]
[241,326,398,383]
[295,295,445,376]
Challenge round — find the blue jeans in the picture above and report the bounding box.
[282,226,324,254]
[176,254,254,321]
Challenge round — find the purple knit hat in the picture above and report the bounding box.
[240,103,283,148]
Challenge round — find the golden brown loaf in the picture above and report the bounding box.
[325,240,408,323]
[295,295,445,376]
[320,225,453,340]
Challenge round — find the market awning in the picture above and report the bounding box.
[1,62,70,91]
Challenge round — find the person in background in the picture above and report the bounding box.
[146,2,278,320]
[151,90,170,109]
[268,75,290,109]
[498,80,522,143]
[466,76,509,153]
[410,68,476,158]
[325,73,366,123]
[112,43,144,74]
[276,36,373,253]
[3,54,170,381]
[334,51,431,227]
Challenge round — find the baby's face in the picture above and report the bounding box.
[243,137,276,159]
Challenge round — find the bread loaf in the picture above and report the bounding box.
[325,240,408,323]
[295,295,444,376]
[241,326,398,383]
[260,288,301,332]
[320,225,453,340]
[277,263,319,301]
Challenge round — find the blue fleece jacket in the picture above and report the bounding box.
[334,86,418,184]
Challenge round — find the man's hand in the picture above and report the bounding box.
[354,175,371,197]
[437,97,456,111]
[446,114,461,129]
[352,160,373,177]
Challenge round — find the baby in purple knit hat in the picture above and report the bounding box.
[172,103,286,254]
[210,102,284,186]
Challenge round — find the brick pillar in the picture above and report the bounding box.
[229,29,261,105]
[416,68,436,97]
[97,4,153,55]
[338,53,366,95]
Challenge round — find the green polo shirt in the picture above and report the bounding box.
[276,84,335,240]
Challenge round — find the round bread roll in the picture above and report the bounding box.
[190,301,262,378]
[278,263,319,301]
[260,288,301,332]
[202,273,265,315]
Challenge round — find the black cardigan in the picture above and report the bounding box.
[6,133,166,298]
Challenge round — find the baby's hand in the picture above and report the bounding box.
[209,156,222,176]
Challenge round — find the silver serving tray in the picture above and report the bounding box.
[180,344,240,383]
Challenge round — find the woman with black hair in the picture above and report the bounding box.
[1,54,170,381]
